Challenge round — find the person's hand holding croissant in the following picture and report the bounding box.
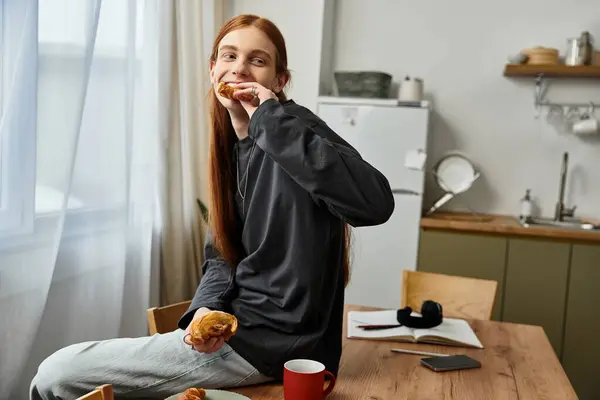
[183,308,238,353]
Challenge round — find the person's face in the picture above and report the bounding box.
[210,26,287,109]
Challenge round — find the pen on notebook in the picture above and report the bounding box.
[357,324,402,330]
[390,348,449,357]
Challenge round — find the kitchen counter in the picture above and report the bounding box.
[420,211,600,243]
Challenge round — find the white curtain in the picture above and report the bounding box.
[0,0,170,398]
[159,0,227,306]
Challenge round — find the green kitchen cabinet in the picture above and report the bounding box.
[501,238,570,357]
[561,244,600,400]
[417,229,507,321]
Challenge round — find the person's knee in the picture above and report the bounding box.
[30,346,81,399]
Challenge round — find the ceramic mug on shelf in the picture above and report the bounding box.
[573,103,599,136]
[573,118,599,135]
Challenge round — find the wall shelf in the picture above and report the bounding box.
[503,64,600,114]
[503,64,600,78]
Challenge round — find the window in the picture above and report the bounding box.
[0,0,37,237]
[0,0,3,115]
[0,0,148,248]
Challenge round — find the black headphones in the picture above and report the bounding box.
[396,300,443,329]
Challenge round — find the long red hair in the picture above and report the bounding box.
[207,14,351,286]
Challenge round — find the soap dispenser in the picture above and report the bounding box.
[519,189,533,222]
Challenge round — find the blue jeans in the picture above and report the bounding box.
[30,329,273,399]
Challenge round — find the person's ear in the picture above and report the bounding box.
[209,60,216,83]
[273,72,289,94]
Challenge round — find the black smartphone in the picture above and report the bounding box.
[420,355,481,372]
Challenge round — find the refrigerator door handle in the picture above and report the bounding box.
[391,188,421,196]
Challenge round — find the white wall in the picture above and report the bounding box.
[332,0,600,219]
[228,0,600,219]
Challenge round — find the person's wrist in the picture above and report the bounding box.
[194,307,211,318]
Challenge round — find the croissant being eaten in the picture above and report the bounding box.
[176,388,206,400]
[217,82,255,102]
[217,82,238,99]
[189,310,238,342]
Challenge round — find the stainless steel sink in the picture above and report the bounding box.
[518,152,600,232]
[520,216,600,231]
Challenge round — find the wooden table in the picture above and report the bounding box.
[233,304,577,399]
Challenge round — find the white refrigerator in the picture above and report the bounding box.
[316,96,431,309]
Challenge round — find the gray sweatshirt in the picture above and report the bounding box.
[178,98,394,380]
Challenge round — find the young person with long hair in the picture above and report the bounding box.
[30,14,394,399]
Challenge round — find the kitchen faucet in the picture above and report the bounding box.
[554,152,577,222]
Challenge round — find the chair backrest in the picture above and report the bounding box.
[401,270,498,321]
[76,384,114,400]
[147,300,192,335]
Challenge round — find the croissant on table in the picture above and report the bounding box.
[189,310,238,342]
[176,387,206,400]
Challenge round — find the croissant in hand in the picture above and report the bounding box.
[217,82,238,99]
[189,310,238,342]
[217,82,254,102]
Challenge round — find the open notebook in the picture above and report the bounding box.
[347,309,483,348]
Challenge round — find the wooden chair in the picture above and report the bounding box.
[76,384,114,400]
[147,300,192,335]
[401,270,498,320]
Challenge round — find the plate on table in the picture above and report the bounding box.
[165,389,250,400]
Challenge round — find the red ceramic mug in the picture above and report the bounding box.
[283,359,336,399]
